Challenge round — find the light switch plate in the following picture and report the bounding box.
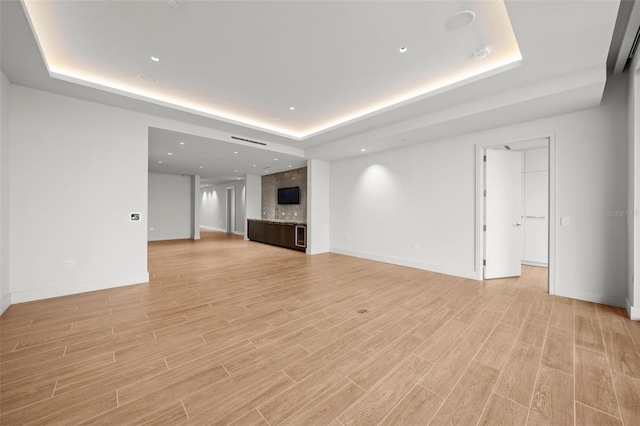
[560,217,570,226]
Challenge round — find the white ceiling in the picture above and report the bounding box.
[0,0,626,183]
[147,127,308,187]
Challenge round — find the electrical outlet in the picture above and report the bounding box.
[62,260,75,267]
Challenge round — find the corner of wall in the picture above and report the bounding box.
[1,70,12,316]
[626,297,640,321]
[0,292,11,315]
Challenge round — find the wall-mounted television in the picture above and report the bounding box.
[278,186,300,205]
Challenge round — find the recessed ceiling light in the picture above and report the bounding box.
[399,47,408,53]
[199,165,203,168]
[158,160,163,163]
[252,164,256,167]
[274,158,278,161]
[136,73,159,85]
[361,148,366,152]
[237,178,241,180]
[167,152,173,155]
[446,10,476,31]
[288,165,292,168]
[234,170,237,172]
[179,142,185,145]
[150,56,160,62]
[289,107,295,111]
[233,151,238,154]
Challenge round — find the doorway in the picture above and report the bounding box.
[477,137,555,293]
[226,187,236,234]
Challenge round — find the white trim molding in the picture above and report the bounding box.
[9,273,149,304]
[0,292,11,315]
[626,297,640,321]
[331,247,478,280]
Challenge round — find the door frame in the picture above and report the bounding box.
[475,134,556,295]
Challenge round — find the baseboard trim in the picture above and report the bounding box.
[554,286,626,308]
[330,247,478,280]
[200,226,244,236]
[200,225,224,232]
[0,292,11,315]
[9,273,150,304]
[522,261,548,267]
[626,297,640,321]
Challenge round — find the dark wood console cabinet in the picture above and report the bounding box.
[247,219,306,252]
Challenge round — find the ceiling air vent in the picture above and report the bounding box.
[624,25,640,71]
[231,136,267,146]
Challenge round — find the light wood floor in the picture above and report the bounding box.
[1,230,639,425]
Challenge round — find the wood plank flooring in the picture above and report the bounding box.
[1,229,639,425]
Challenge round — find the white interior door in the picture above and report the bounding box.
[484,149,523,279]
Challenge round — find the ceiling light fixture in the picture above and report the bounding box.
[150,56,160,62]
[158,160,163,163]
[199,165,204,168]
[167,152,173,155]
[289,107,295,110]
[179,142,185,145]
[399,47,408,53]
[136,73,160,85]
[233,151,238,154]
[166,0,179,9]
[361,148,366,152]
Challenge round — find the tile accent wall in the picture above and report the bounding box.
[262,167,307,222]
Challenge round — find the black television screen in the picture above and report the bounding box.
[278,187,300,204]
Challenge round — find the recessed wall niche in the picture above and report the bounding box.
[262,167,307,222]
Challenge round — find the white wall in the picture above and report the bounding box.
[331,74,629,307]
[2,81,300,308]
[307,159,330,254]
[200,180,246,235]
[9,85,149,303]
[1,71,11,314]
[629,55,640,320]
[192,175,201,240]
[148,172,192,241]
[245,174,261,239]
